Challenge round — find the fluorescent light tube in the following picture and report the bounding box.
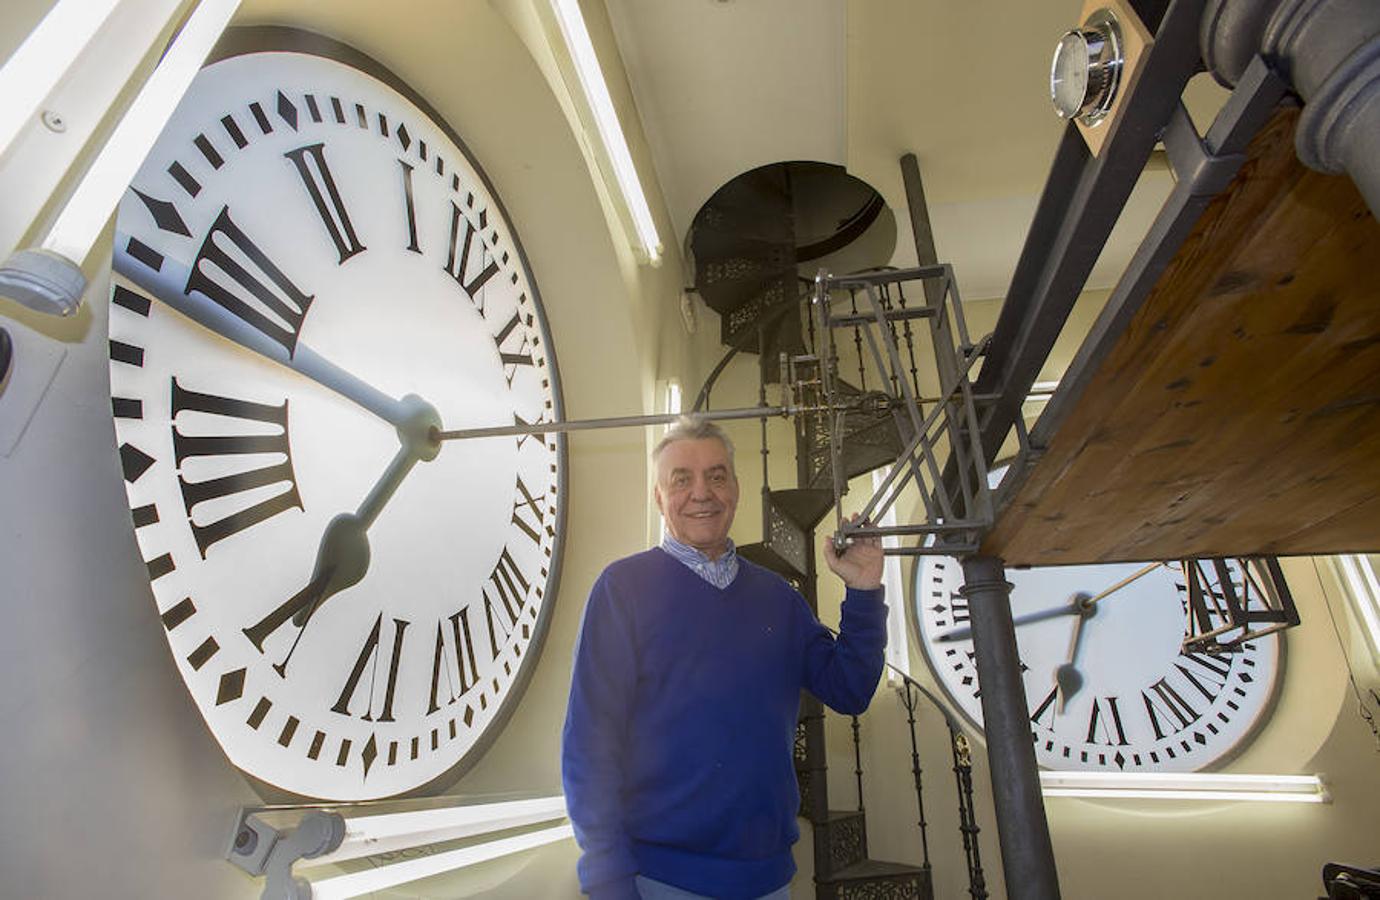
[0,0,121,162]
[1337,554,1380,656]
[309,822,575,900]
[0,0,240,316]
[44,0,240,264]
[303,795,568,867]
[548,0,661,263]
[1039,771,1329,803]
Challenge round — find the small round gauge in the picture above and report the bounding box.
[1050,9,1124,126]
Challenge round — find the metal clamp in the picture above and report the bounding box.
[1162,101,1249,196]
[227,809,346,900]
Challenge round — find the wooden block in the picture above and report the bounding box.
[1073,0,1153,158]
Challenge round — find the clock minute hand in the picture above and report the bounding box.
[112,231,409,428]
[1086,562,1164,605]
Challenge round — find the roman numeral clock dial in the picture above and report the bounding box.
[913,558,1282,772]
[106,30,565,800]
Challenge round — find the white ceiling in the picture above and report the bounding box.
[606,0,1229,302]
[605,0,848,253]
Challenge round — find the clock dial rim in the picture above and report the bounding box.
[112,25,569,802]
[907,554,1287,772]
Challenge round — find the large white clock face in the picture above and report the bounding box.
[106,32,564,800]
[914,558,1281,772]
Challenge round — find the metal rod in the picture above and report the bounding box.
[831,307,936,327]
[845,521,988,536]
[829,263,949,287]
[855,289,949,522]
[853,329,991,528]
[951,729,988,900]
[902,682,934,878]
[882,543,979,557]
[851,715,865,812]
[434,404,802,442]
[961,555,1060,900]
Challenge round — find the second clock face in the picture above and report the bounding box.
[914,558,1281,772]
[107,34,564,800]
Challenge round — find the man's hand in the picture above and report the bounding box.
[823,513,884,591]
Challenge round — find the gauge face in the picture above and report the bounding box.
[1051,31,1092,119]
[107,33,565,800]
[914,558,1282,772]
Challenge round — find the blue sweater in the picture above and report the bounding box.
[561,548,888,900]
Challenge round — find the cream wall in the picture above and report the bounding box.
[0,2,683,897]
[5,3,1379,899]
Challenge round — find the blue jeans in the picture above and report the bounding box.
[634,874,791,900]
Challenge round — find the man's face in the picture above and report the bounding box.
[654,437,739,559]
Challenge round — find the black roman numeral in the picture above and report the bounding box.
[444,201,499,300]
[949,593,970,623]
[1086,696,1130,746]
[399,160,421,254]
[1030,685,1058,729]
[429,608,480,713]
[511,476,546,545]
[285,143,366,264]
[483,547,530,658]
[493,311,534,385]
[171,378,302,557]
[332,613,410,721]
[186,206,315,356]
[1142,677,1200,740]
[514,413,546,450]
[1175,651,1231,703]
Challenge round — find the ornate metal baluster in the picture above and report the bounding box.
[902,680,934,881]
[758,323,770,494]
[879,282,901,396]
[851,714,865,812]
[951,729,989,899]
[848,287,867,390]
[894,279,923,402]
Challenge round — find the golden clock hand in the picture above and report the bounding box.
[112,230,410,428]
[1051,564,1168,711]
[1054,592,1095,713]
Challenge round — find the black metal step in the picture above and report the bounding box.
[737,541,801,582]
[719,275,803,359]
[769,488,835,531]
[817,858,933,900]
[799,379,909,489]
[692,166,793,245]
[815,810,868,873]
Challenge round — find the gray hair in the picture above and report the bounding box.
[652,415,736,469]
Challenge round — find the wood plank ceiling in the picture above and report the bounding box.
[983,107,1380,566]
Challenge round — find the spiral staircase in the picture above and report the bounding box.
[688,161,940,900]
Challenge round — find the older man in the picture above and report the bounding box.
[562,417,887,900]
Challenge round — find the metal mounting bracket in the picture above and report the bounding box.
[226,808,346,900]
[1162,101,1248,195]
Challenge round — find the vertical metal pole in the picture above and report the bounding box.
[960,554,1060,900]
[901,153,972,522]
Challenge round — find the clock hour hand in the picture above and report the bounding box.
[243,397,441,667]
[1054,591,1096,713]
[113,230,410,428]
